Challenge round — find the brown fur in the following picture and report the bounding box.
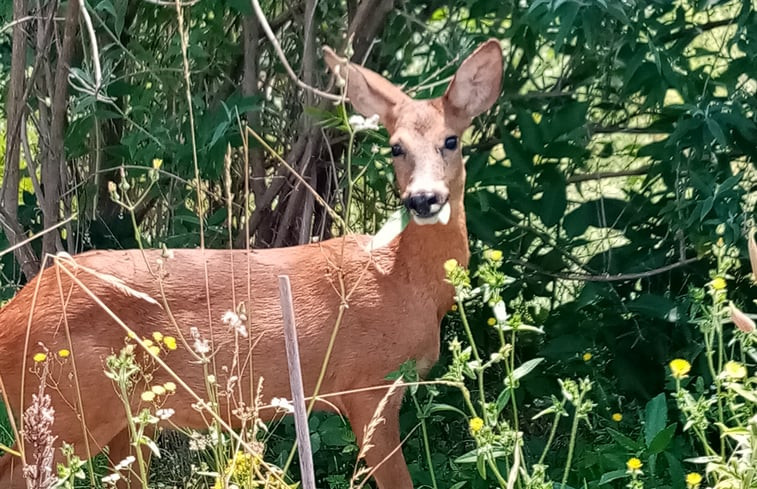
[0,40,502,489]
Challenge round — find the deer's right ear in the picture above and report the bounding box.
[323,46,410,128]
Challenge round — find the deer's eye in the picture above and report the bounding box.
[444,136,458,151]
[391,144,404,157]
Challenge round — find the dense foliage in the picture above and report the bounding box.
[1,0,757,488]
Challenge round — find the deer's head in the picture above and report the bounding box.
[324,40,502,226]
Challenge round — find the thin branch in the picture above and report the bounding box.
[250,0,343,101]
[512,257,699,282]
[567,166,651,184]
[592,125,668,135]
[660,18,736,43]
[246,127,345,229]
[0,216,75,261]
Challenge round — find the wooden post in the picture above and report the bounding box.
[278,275,316,489]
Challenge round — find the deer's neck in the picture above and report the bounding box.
[386,198,469,313]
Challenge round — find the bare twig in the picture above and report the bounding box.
[567,166,651,184]
[246,127,345,229]
[0,216,75,261]
[512,256,699,282]
[250,0,343,101]
[346,0,394,62]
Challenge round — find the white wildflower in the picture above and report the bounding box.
[221,311,248,338]
[102,473,121,484]
[114,455,135,471]
[156,408,175,420]
[188,432,209,451]
[271,397,295,413]
[349,113,380,132]
[493,300,508,323]
[190,327,210,355]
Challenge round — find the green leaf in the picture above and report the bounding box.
[428,403,467,418]
[607,428,643,451]
[511,358,545,382]
[599,470,628,485]
[537,165,567,227]
[516,110,543,153]
[706,118,728,148]
[563,198,628,237]
[664,451,687,489]
[495,388,511,415]
[454,448,509,464]
[368,208,409,249]
[627,295,678,322]
[318,416,355,447]
[648,423,676,454]
[554,1,580,52]
[501,134,533,173]
[727,383,757,403]
[644,393,668,447]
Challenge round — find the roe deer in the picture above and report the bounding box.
[0,39,502,489]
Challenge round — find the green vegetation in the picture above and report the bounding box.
[1,0,757,488]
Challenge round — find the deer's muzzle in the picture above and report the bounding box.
[404,192,451,226]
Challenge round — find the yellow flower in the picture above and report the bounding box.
[487,317,497,326]
[163,382,177,392]
[230,451,253,478]
[469,417,484,434]
[152,158,163,169]
[444,258,459,274]
[152,331,164,342]
[142,338,154,348]
[484,249,503,261]
[612,413,622,422]
[582,352,592,362]
[163,336,177,350]
[626,457,643,471]
[33,353,47,363]
[450,304,458,312]
[722,361,747,380]
[151,385,166,396]
[141,391,156,402]
[148,346,161,357]
[686,472,702,488]
[670,358,691,379]
[57,349,70,358]
[711,277,727,290]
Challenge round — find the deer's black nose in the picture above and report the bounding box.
[404,193,440,218]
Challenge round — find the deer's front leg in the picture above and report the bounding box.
[345,389,414,489]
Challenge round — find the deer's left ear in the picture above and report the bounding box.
[443,40,503,130]
[323,46,411,130]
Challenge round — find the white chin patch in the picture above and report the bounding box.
[411,202,451,226]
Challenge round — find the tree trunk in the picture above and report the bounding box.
[1,0,40,280]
